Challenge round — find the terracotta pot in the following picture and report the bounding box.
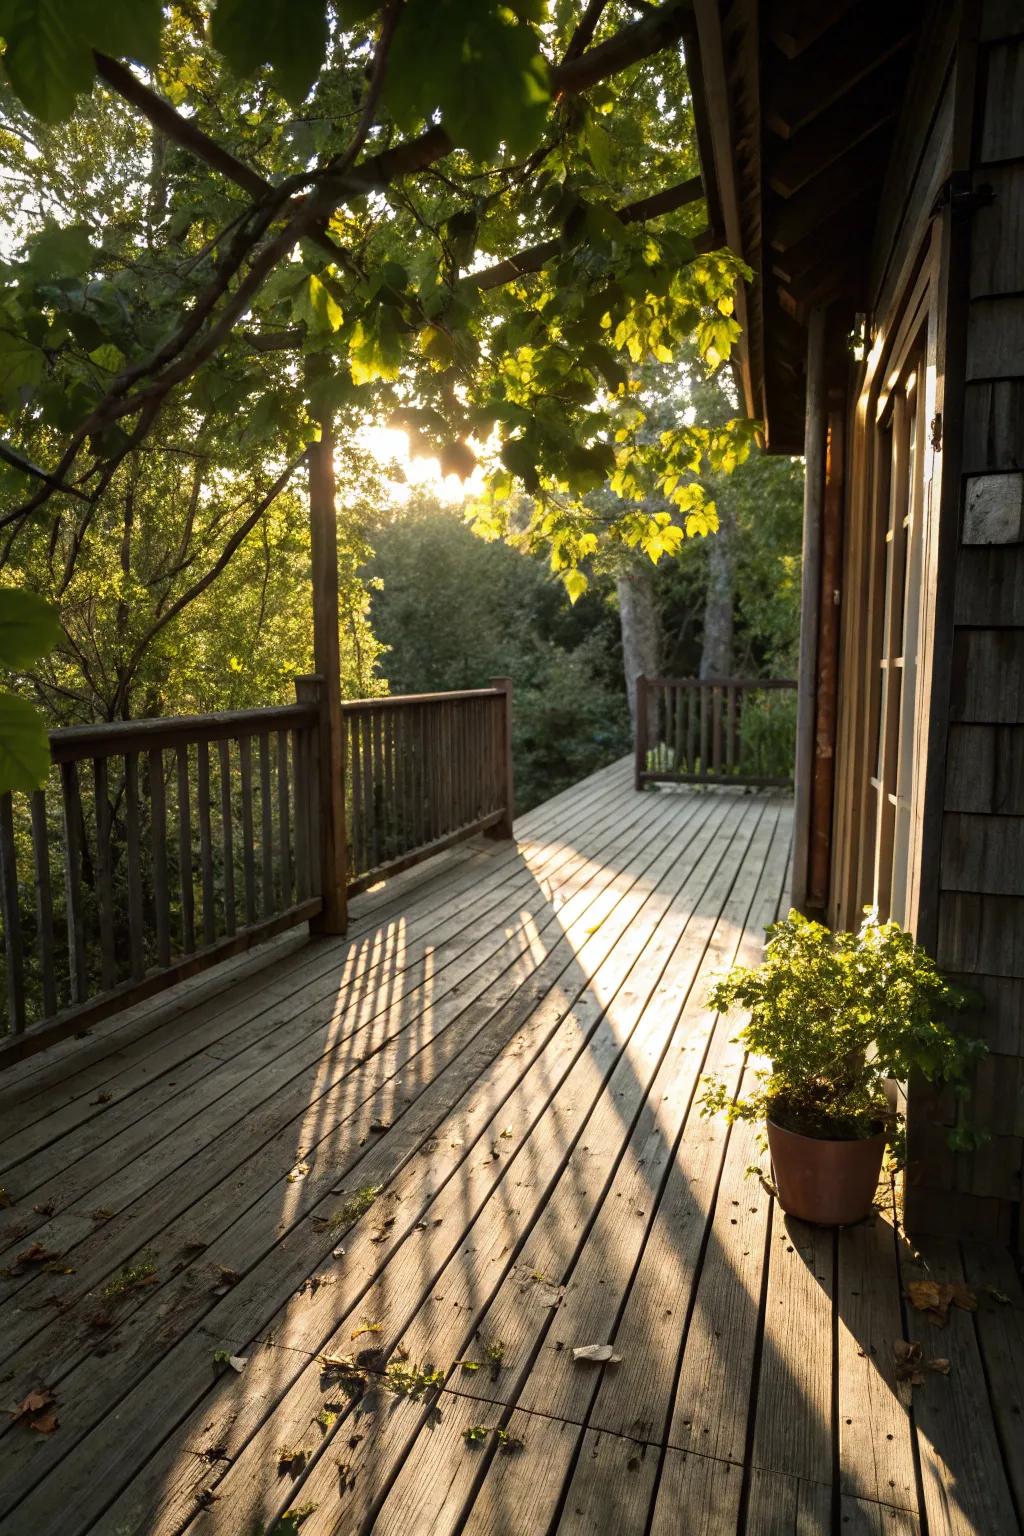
[767,1119,886,1227]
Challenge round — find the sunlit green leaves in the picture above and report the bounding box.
[292,275,343,336]
[385,0,550,160]
[0,0,161,120]
[210,0,328,105]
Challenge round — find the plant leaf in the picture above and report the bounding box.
[0,692,52,793]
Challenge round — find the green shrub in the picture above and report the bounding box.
[699,909,984,1144]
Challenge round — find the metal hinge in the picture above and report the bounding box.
[931,172,995,219]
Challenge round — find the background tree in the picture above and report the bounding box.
[365,494,629,809]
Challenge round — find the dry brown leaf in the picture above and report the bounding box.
[893,1339,950,1402]
[9,1386,58,1433]
[15,1242,60,1266]
[904,1279,976,1326]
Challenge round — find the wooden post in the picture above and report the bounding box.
[792,304,828,915]
[634,674,648,791]
[490,676,515,838]
[307,415,348,932]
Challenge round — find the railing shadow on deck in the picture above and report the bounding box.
[0,769,1014,1535]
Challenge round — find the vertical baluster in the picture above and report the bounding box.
[347,713,362,879]
[686,684,696,773]
[277,730,292,908]
[291,726,309,901]
[30,789,57,1018]
[176,744,195,953]
[238,735,257,925]
[218,738,237,936]
[394,704,407,858]
[148,749,171,969]
[383,708,394,863]
[0,791,26,1033]
[197,740,216,947]
[727,685,737,774]
[712,684,723,776]
[697,684,707,778]
[361,710,375,874]
[93,756,117,990]
[416,704,428,847]
[60,761,88,1002]
[661,684,669,772]
[124,752,145,981]
[259,730,274,919]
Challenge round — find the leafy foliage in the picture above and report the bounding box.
[0,587,60,790]
[699,909,984,1145]
[365,497,630,809]
[0,0,757,596]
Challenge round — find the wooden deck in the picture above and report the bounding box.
[0,760,1021,1536]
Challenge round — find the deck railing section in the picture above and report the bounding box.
[0,701,322,1053]
[344,681,513,895]
[634,675,797,789]
[0,679,514,1061]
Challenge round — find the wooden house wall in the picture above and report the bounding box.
[830,2,1024,1243]
[920,2,1024,1244]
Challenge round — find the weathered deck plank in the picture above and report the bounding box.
[0,760,1020,1536]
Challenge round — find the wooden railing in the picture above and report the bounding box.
[345,681,513,894]
[0,678,513,1064]
[634,675,797,790]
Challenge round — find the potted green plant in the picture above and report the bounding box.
[699,909,984,1226]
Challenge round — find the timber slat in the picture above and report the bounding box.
[1,764,1021,1536]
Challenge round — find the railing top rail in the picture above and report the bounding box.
[48,702,318,764]
[342,687,503,712]
[643,675,798,690]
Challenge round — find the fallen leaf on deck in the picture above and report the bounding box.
[893,1339,950,1403]
[351,1321,382,1340]
[904,1280,976,1325]
[983,1284,1011,1305]
[16,1243,60,1266]
[571,1344,621,1364]
[32,1201,55,1217]
[90,1092,112,1105]
[369,1119,391,1134]
[287,1162,310,1183]
[332,1246,346,1259]
[228,1356,247,1374]
[9,1386,58,1433]
[0,1188,11,1209]
[89,1209,115,1223]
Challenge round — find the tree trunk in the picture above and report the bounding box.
[617,560,661,728]
[699,505,734,679]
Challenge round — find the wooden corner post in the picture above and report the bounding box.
[634,674,648,791]
[490,677,515,838]
[307,414,348,933]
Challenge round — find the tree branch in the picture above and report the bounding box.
[0,440,91,501]
[470,174,704,290]
[4,2,696,525]
[117,454,304,703]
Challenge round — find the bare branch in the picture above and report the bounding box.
[0,440,91,501]
[117,454,304,701]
